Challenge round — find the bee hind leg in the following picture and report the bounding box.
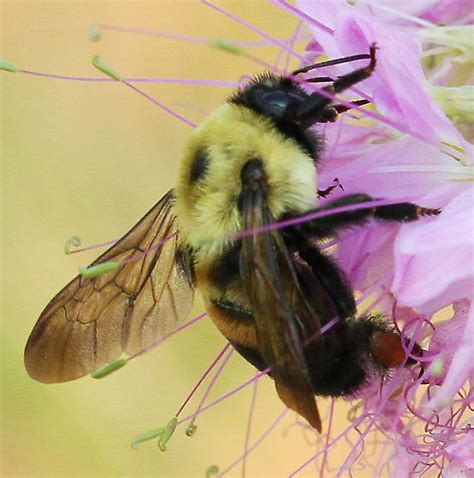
[345,316,424,371]
[229,341,269,374]
[284,227,356,321]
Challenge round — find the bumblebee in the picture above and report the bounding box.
[25,45,438,431]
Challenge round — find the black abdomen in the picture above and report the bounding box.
[203,232,394,398]
[231,321,374,398]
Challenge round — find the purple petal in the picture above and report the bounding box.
[391,189,474,313]
[445,430,474,469]
[296,1,469,152]
[420,1,474,24]
[425,301,474,410]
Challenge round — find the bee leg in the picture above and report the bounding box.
[285,227,356,321]
[296,45,377,126]
[332,99,370,114]
[330,43,377,94]
[315,106,339,123]
[317,178,343,198]
[317,100,371,123]
[297,194,441,238]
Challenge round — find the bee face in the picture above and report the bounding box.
[175,103,318,258]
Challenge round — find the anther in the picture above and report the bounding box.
[64,236,81,254]
[79,261,120,278]
[209,38,244,56]
[90,358,128,379]
[0,60,17,73]
[92,55,122,81]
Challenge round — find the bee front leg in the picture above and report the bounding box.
[317,178,344,198]
[317,100,371,123]
[295,45,377,127]
[296,194,441,239]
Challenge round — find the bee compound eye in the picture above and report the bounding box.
[260,90,291,118]
[250,88,291,119]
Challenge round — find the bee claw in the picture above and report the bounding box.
[368,43,378,69]
[419,207,442,217]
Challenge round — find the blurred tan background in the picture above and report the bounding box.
[2,2,356,476]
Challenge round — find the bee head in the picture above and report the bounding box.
[231,74,331,133]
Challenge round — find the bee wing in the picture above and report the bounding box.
[25,190,194,384]
[240,187,322,432]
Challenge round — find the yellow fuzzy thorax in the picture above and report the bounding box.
[175,103,318,261]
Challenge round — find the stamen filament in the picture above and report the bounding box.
[178,317,342,426]
[288,413,366,477]
[119,232,177,266]
[177,369,269,426]
[187,347,235,433]
[67,238,118,255]
[19,68,241,86]
[127,312,208,361]
[270,0,334,35]
[94,23,291,48]
[216,408,289,477]
[175,342,232,418]
[319,399,336,478]
[241,380,259,477]
[201,0,306,62]
[122,80,196,128]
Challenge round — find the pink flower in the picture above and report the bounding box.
[418,0,474,25]
[295,0,473,304]
[297,0,470,150]
[425,300,474,409]
[290,0,474,475]
[392,191,474,314]
[445,429,474,470]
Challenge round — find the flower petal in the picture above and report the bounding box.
[425,301,474,410]
[391,188,474,313]
[296,0,469,153]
